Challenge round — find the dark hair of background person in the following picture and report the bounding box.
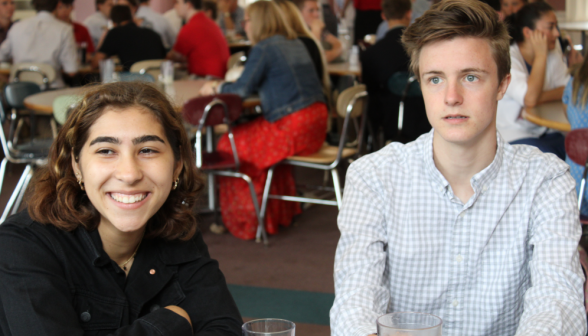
[27,82,205,242]
[59,0,74,6]
[122,0,138,8]
[110,5,133,24]
[186,0,202,10]
[33,0,58,12]
[138,0,149,4]
[505,1,553,44]
[402,0,511,81]
[203,0,217,20]
[95,0,107,11]
[381,0,411,20]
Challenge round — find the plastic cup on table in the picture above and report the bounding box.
[377,312,442,336]
[242,319,295,336]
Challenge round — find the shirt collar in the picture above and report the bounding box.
[36,11,57,21]
[424,129,505,197]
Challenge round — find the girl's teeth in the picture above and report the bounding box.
[110,193,146,204]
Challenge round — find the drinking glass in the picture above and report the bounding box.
[242,318,295,336]
[160,60,174,84]
[377,312,442,336]
[100,59,114,83]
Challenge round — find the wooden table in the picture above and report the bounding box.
[559,21,588,55]
[522,101,570,132]
[24,79,261,113]
[327,62,361,77]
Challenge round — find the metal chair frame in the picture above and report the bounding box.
[0,82,51,223]
[258,88,368,242]
[190,97,268,245]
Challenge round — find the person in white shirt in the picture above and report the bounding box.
[83,0,113,51]
[136,0,177,49]
[163,5,182,36]
[330,0,586,335]
[496,2,568,159]
[0,0,77,88]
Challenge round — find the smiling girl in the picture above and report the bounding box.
[0,82,242,336]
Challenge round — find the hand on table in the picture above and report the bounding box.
[165,305,192,327]
[200,80,222,96]
[529,30,548,61]
[309,19,325,40]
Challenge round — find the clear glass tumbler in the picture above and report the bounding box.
[377,312,443,336]
[242,318,295,336]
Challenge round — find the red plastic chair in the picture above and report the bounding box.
[182,94,268,244]
[564,128,588,225]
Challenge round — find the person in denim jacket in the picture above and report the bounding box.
[200,1,328,239]
[0,82,243,336]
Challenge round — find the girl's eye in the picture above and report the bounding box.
[97,149,114,155]
[140,148,159,155]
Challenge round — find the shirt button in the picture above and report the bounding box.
[459,212,466,218]
[482,185,488,192]
[452,300,459,307]
[455,254,463,263]
[80,311,91,322]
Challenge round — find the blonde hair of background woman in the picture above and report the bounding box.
[273,0,331,99]
[246,0,296,44]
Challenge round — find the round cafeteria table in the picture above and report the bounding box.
[522,101,570,132]
[327,62,361,77]
[24,79,261,113]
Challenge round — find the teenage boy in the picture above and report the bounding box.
[329,0,586,335]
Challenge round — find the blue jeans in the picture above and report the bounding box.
[510,132,566,160]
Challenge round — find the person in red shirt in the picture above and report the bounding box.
[54,0,95,63]
[167,0,229,78]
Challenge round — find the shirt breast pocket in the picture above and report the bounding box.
[73,289,125,332]
[143,279,186,314]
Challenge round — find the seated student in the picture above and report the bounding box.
[293,0,342,63]
[168,0,229,78]
[93,5,166,71]
[0,81,243,335]
[136,0,177,49]
[361,0,430,144]
[54,0,95,63]
[496,2,568,159]
[0,0,77,88]
[500,0,525,16]
[0,0,14,44]
[83,0,113,49]
[199,1,327,239]
[330,0,586,335]
[564,56,588,215]
[375,0,431,41]
[216,0,245,39]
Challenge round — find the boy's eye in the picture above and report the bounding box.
[431,77,441,84]
[466,75,477,82]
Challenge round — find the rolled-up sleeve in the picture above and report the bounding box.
[515,164,587,335]
[330,161,391,336]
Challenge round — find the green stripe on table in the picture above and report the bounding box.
[227,285,334,326]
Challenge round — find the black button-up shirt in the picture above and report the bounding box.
[0,211,242,336]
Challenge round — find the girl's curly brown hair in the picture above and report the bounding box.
[27,82,204,241]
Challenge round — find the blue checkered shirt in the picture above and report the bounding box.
[330,130,586,336]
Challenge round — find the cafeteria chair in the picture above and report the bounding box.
[564,128,588,226]
[9,63,56,91]
[52,94,81,133]
[258,85,368,242]
[130,59,165,81]
[388,71,421,139]
[0,82,53,223]
[182,94,268,245]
